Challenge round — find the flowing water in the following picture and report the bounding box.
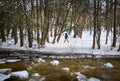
[0,58,120,81]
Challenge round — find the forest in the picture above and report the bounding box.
[1,1,120,81]
[0,0,120,49]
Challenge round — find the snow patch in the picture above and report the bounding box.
[82,65,95,69]
[30,73,45,81]
[0,61,6,64]
[37,58,45,62]
[73,72,87,81]
[10,70,29,80]
[50,60,59,66]
[0,74,10,81]
[0,68,12,74]
[88,77,100,81]
[0,59,6,64]
[104,63,114,68]
[61,67,69,71]
[31,73,40,77]
[6,59,21,63]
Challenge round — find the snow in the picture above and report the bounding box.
[0,70,29,80]
[50,60,59,66]
[30,73,45,81]
[73,72,87,81]
[117,36,120,43]
[10,70,29,80]
[61,67,69,71]
[5,59,21,63]
[37,58,45,63]
[72,72,101,81]
[0,61,6,64]
[31,73,40,77]
[0,30,120,55]
[0,74,10,81]
[82,65,95,69]
[0,68,12,74]
[88,77,100,81]
[37,31,119,55]
[104,63,114,68]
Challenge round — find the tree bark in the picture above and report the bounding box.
[92,0,97,49]
[112,0,117,47]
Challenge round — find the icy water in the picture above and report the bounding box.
[0,58,120,81]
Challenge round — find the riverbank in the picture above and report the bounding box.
[0,48,120,59]
[0,30,120,58]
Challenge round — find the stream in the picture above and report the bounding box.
[0,58,120,81]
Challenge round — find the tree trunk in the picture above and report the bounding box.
[1,27,6,42]
[92,0,96,49]
[112,0,117,47]
[19,24,24,47]
[36,0,40,44]
[52,28,57,44]
[17,0,24,47]
[96,0,101,49]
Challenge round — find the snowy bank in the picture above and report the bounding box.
[0,30,120,56]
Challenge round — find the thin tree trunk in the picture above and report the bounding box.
[36,0,40,44]
[105,0,109,44]
[96,0,101,49]
[112,0,117,47]
[92,0,96,49]
[1,26,6,42]
[17,0,24,47]
[52,28,57,44]
[13,24,18,44]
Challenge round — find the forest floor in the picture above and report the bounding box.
[0,31,120,57]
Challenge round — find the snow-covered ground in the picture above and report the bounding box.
[0,70,29,81]
[0,31,120,55]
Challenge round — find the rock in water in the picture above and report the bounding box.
[104,63,114,68]
[50,60,59,66]
[10,70,29,80]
